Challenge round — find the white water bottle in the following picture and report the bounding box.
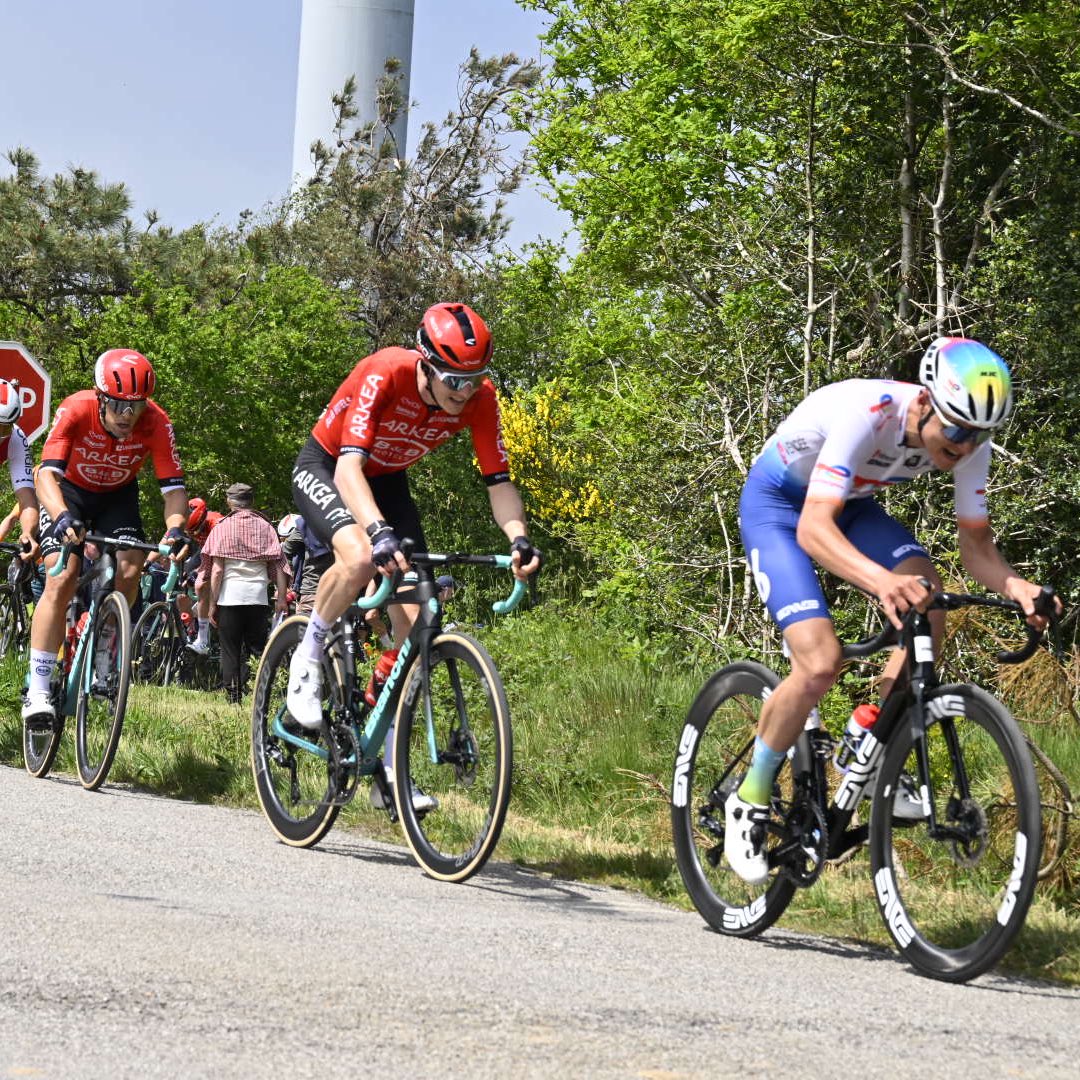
[834,703,880,772]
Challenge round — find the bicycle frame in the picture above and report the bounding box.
[268,553,523,776]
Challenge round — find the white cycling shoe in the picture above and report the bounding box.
[723,789,771,885]
[186,640,210,656]
[21,691,56,726]
[286,652,324,730]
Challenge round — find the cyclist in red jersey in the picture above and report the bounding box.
[287,304,541,760]
[22,349,190,724]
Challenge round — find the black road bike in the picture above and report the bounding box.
[0,541,34,658]
[672,589,1057,982]
[23,534,177,789]
[251,549,526,883]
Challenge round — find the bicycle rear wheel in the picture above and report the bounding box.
[671,661,797,937]
[392,633,512,882]
[23,673,65,779]
[250,616,342,847]
[870,683,1042,982]
[130,600,184,685]
[75,591,132,790]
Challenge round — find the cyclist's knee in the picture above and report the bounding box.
[783,621,842,696]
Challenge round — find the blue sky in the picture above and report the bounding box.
[0,0,569,252]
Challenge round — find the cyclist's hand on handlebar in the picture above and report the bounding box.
[368,523,408,577]
[510,535,542,581]
[164,526,189,562]
[875,570,934,630]
[1003,577,1061,630]
[18,533,39,563]
[51,511,85,546]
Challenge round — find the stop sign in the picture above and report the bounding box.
[0,341,52,443]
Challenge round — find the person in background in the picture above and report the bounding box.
[278,513,333,617]
[201,482,289,704]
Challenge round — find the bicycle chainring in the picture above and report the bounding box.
[779,795,829,888]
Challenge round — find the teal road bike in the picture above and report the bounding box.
[251,548,526,883]
[23,533,178,790]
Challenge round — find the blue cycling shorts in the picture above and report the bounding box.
[739,465,928,632]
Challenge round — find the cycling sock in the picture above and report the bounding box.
[197,618,210,645]
[28,649,57,697]
[738,736,786,805]
[297,610,331,662]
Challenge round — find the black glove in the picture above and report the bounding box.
[510,535,542,572]
[51,511,84,541]
[164,526,188,557]
[369,524,402,570]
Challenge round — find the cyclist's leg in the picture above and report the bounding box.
[25,495,84,719]
[289,438,374,726]
[368,470,427,644]
[842,503,939,699]
[91,481,147,608]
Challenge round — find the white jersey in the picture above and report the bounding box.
[753,380,990,525]
[1,425,34,492]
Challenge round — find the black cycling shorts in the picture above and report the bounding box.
[291,436,427,554]
[38,477,145,560]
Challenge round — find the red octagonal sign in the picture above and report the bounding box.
[0,341,52,443]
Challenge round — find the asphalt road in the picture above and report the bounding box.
[1,764,1078,1078]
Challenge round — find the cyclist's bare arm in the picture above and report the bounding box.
[958,521,1061,625]
[488,481,539,579]
[796,497,930,629]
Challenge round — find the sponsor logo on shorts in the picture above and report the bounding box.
[776,599,820,621]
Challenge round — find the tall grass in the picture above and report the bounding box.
[1,601,1076,984]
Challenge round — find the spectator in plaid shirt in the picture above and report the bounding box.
[202,482,289,703]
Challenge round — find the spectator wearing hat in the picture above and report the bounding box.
[201,482,289,704]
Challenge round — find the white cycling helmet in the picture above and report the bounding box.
[919,337,1013,429]
[0,379,22,425]
[277,513,299,539]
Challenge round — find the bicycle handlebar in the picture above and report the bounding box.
[840,585,1058,666]
[355,546,530,616]
[49,533,179,594]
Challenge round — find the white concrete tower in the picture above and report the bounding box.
[292,0,416,183]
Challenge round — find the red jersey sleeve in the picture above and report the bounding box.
[468,382,511,485]
[146,403,185,491]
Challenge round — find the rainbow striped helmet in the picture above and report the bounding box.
[919,337,1013,429]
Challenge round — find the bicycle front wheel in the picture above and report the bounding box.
[671,661,797,938]
[392,633,512,883]
[250,616,342,847]
[870,683,1042,982]
[130,600,184,685]
[75,591,132,790]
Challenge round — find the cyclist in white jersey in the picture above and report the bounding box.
[0,379,40,562]
[728,337,1057,884]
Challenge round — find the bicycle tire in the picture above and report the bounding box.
[392,632,512,883]
[75,591,132,790]
[22,670,66,779]
[870,683,1042,982]
[0,585,20,656]
[250,615,342,847]
[671,661,797,938]
[130,600,184,686]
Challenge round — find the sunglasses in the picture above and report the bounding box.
[102,395,147,416]
[930,400,993,447]
[428,365,489,393]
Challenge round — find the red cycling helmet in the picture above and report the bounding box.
[94,349,156,400]
[187,497,208,534]
[416,303,492,373]
[204,510,224,531]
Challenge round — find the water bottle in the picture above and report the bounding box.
[364,648,399,707]
[834,703,880,772]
